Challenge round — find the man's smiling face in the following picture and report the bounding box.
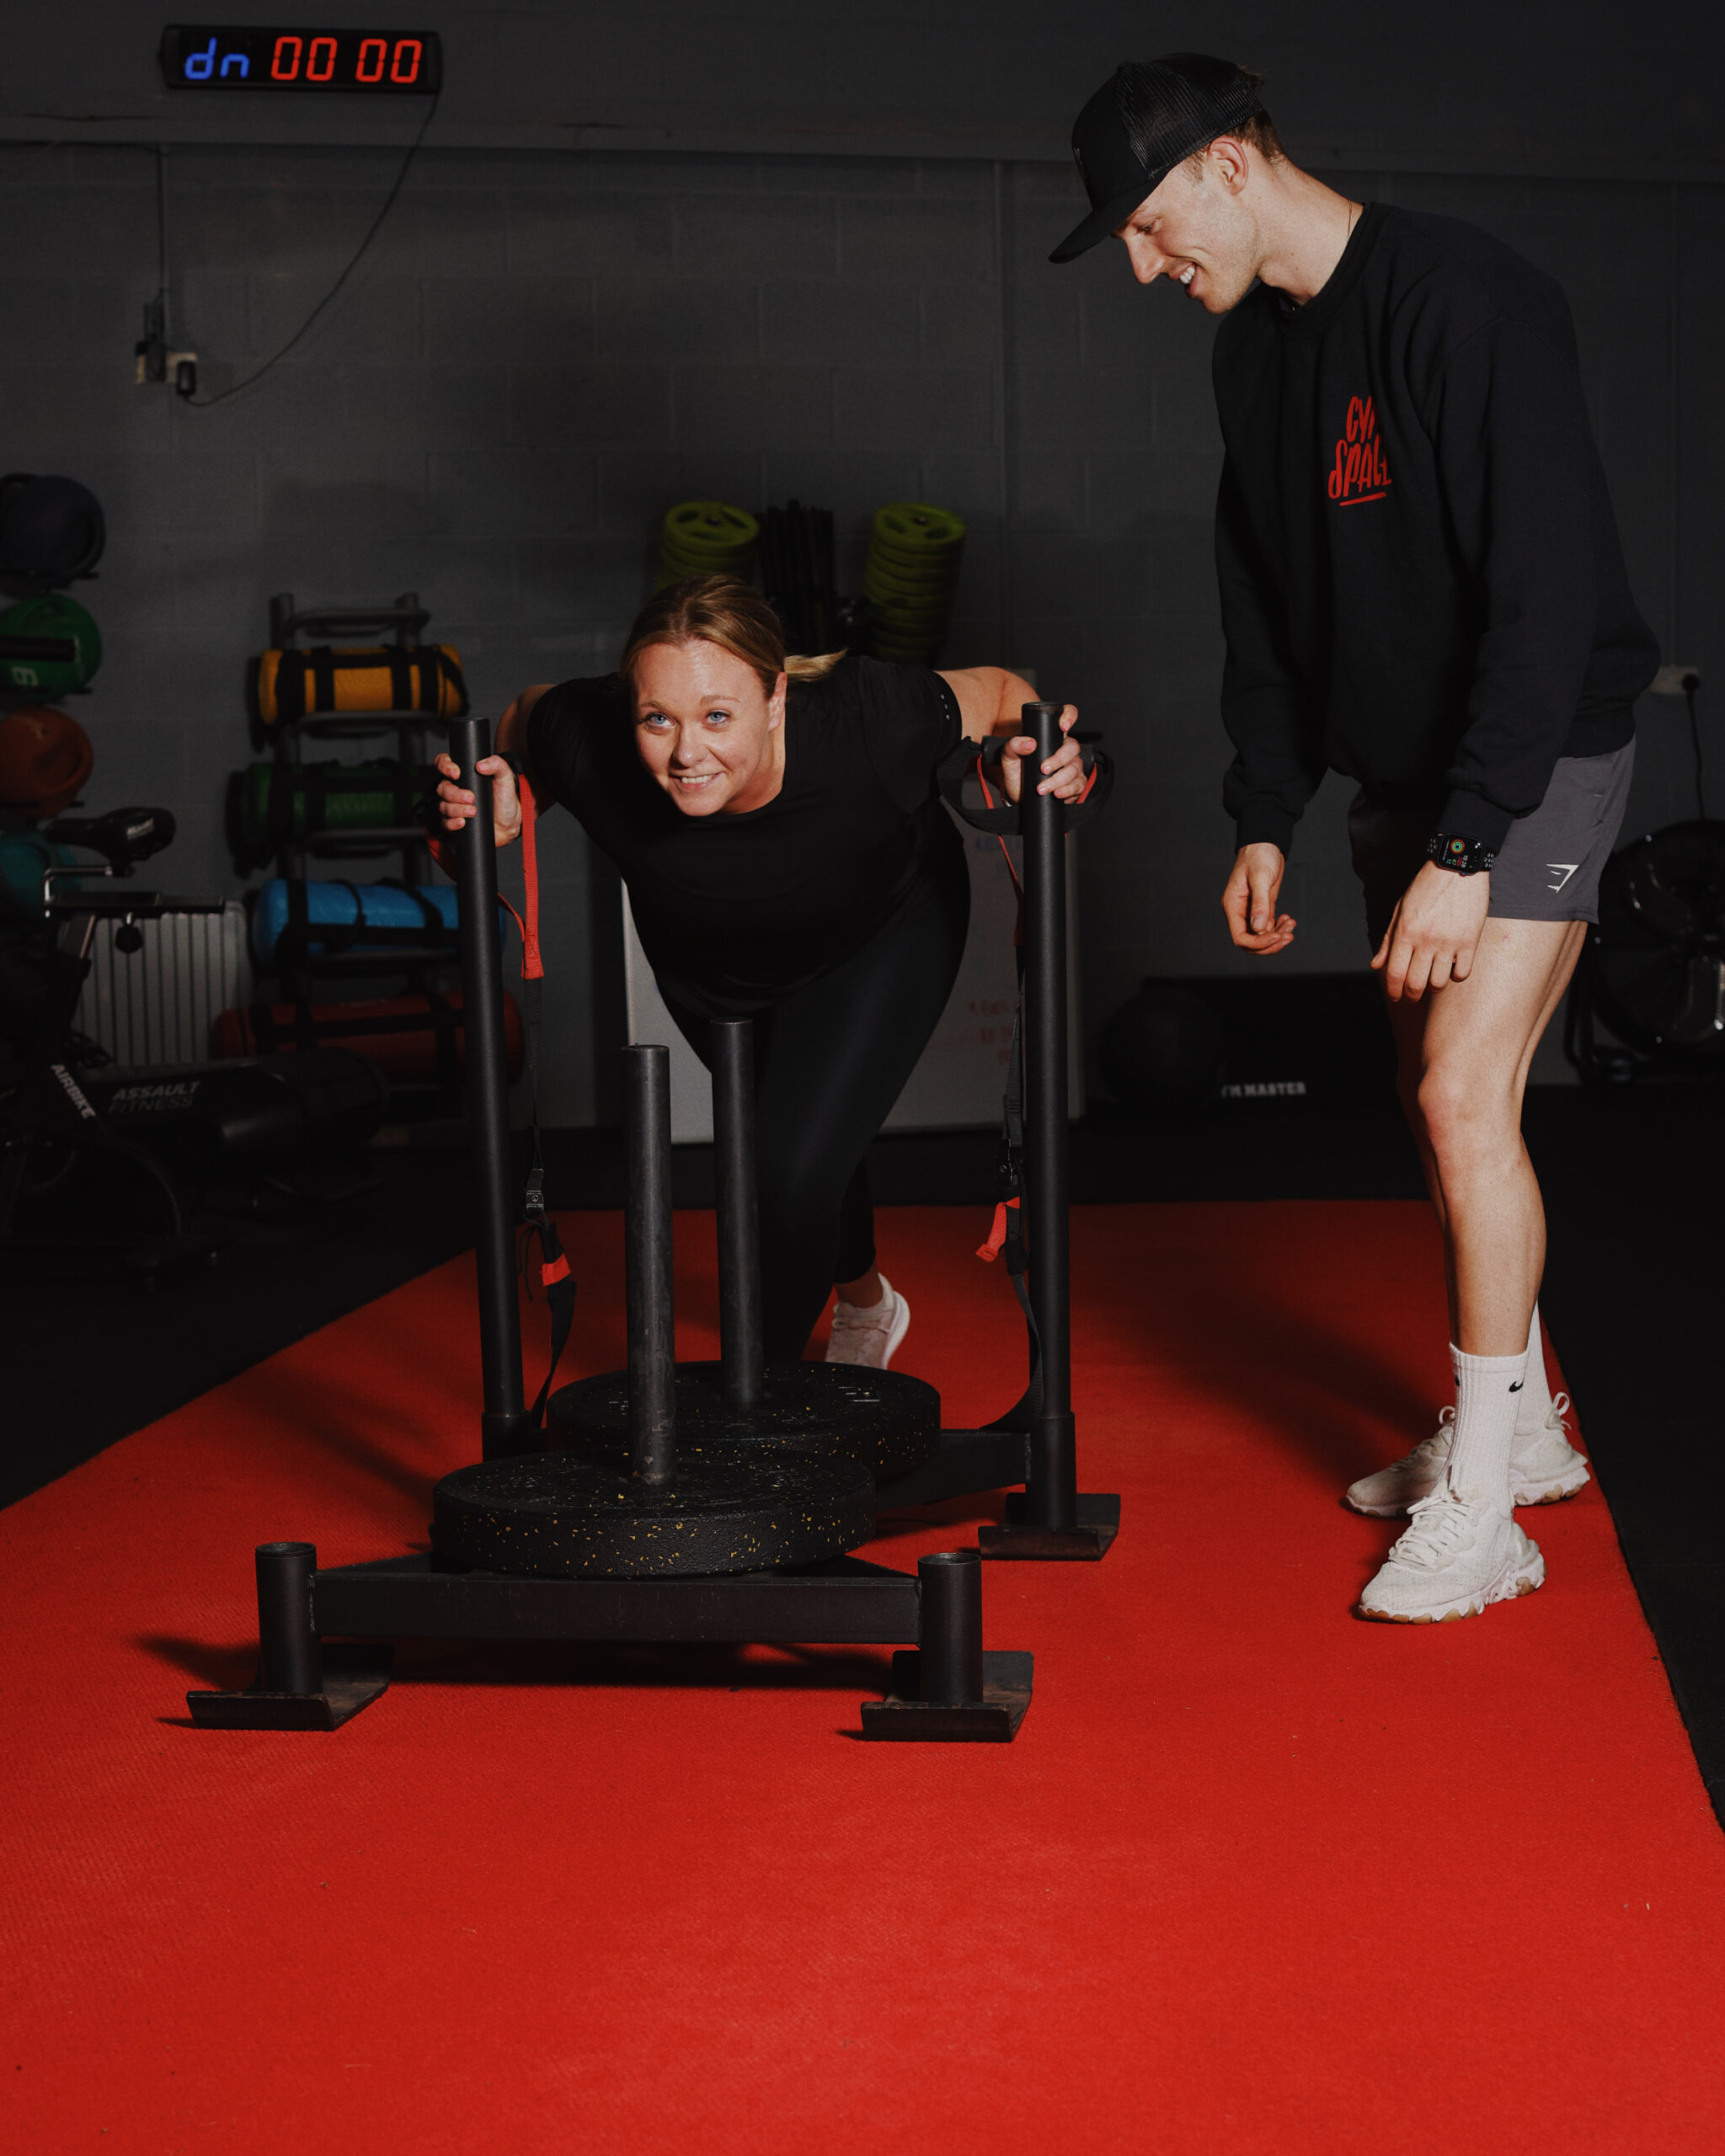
[1114,139,1260,315]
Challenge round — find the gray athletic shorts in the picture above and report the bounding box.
[1348,741,1636,952]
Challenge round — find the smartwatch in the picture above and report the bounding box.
[1425,833,1497,876]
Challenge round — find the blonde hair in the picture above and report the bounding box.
[620,574,845,694]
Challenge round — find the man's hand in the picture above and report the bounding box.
[434,752,522,848]
[1222,843,1295,953]
[1372,861,1490,1000]
[1000,703,1085,803]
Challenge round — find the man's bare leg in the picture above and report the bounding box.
[1385,915,1585,1352]
[1347,918,1592,1524]
[1355,918,1587,1618]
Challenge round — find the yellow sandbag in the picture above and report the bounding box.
[249,643,469,726]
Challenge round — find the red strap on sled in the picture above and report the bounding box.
[430,771,543,985]
[974,757,1022,901]
[431,743,573,1430]
[976,1194,1019,1262]
[517,775,544,982]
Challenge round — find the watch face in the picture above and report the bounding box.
[1444,837,1470,864]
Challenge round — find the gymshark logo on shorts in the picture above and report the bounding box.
[1509,1381,1524,1392]
[1546,862,1579,891]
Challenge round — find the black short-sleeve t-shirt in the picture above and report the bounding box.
[525,654,965,1019]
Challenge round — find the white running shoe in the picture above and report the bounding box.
[1359,1486,1546,1625]
[825,1275,911,1369]
[1345,1395,1589,1518]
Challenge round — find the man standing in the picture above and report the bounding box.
[1051,54,1658,1622]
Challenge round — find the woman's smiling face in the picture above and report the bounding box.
[630,638,787,817]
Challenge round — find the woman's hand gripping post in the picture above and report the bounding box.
[999,699,1085,804]
[434,751,522,847]
[433,686,546,848]
[939,665,1087,804]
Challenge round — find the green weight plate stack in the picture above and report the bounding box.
[862,503,965,664]
[658,499,760,589]
[0,595,102,697]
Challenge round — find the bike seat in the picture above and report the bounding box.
[43,805,176,873]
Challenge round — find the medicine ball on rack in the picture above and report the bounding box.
[0,595,103,697]
[0,707,93,819]
[0,826,79,920]
[0,474,105,586]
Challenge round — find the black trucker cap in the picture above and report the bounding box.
[1049,53,1264,264]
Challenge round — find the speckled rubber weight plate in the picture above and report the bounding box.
[549,1361,940,1480]
[430,1442,877,1578]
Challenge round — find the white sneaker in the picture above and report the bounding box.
[825,1276,911,1370]
[1359,1486,1546,1625]
[1345,1395,1589,1518]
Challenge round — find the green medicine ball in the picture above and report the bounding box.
[0,594,103,696]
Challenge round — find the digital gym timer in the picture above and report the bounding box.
[160,25,443,93]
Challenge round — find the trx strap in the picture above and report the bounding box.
[936,731,1112,835]
[511,774,575,1429]
[430,762,576,1432]
[935,729,1114,1398]
[982,1006,1040,1389]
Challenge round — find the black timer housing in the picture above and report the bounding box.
[160,24,442,93]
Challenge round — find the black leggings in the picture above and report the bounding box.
[664,879,970,1361]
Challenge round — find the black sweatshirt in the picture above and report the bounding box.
[1212,202,1658,856]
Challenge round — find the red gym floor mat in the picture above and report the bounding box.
[5,1201,1723,2154]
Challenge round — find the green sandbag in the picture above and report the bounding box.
[238,760,436,851]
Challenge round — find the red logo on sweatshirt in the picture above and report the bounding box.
[1328,394,1391,506]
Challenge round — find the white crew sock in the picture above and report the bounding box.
[1514,1305,1553,1441]
[1447,1342,1528,1510]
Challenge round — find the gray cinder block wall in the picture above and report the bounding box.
[2,120,1717,1118]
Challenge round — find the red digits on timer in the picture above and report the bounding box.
[262,32,426,88]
